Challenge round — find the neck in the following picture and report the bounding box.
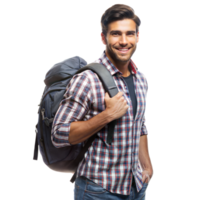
[105,51,130,77]
[121,65,131,77]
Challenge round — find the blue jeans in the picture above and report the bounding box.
[74,176,148,200]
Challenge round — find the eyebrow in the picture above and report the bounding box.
[110,30,136,34]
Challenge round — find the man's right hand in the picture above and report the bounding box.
[69,92,129,145]
[104,92,129,121]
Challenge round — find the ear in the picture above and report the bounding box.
[101,33,107,45]
[137,31,141,45]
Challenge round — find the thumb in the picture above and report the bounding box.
[105,92,110,99]
[142,171,149,183]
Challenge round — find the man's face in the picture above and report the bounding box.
[101,19,139,64]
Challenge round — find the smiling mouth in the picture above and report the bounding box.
[115,47,131,53]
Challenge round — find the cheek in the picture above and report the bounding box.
[107,37,119,46]
[129,37,137,44]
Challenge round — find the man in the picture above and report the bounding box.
[52,4,153,200]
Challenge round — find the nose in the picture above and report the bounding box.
[119,34,128,46]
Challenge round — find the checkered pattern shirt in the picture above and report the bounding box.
[51,52,148,195]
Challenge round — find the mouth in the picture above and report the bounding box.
[115,47,131,54]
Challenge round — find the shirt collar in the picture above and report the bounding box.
[99,51,138,76]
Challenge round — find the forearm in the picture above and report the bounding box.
[139,135,153,178]
[68,109,113,145]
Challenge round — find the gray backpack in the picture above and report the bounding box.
[33,56,118,183]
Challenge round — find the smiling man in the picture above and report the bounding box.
[52,4,153,200]
[101,18,138,77]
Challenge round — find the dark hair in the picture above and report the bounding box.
[101,4,141,35]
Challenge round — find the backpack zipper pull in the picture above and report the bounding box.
[41,108,50,126]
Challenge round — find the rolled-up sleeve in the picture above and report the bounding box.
[140,76,150,136]
[51,72,93,147]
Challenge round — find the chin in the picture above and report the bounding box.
[114,54,132,63]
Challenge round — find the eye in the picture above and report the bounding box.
[127,31,135,36]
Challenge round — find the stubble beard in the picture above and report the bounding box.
[106,44,137,64]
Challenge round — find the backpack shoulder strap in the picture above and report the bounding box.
[77,63,118,144]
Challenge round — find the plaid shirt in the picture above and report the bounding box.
[51,52,148,195]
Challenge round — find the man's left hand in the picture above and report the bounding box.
[142,170,152,183]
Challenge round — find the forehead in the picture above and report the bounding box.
[107,19,136,32]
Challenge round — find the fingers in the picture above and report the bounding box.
[106,91,124,99]
[116,91,124,98]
